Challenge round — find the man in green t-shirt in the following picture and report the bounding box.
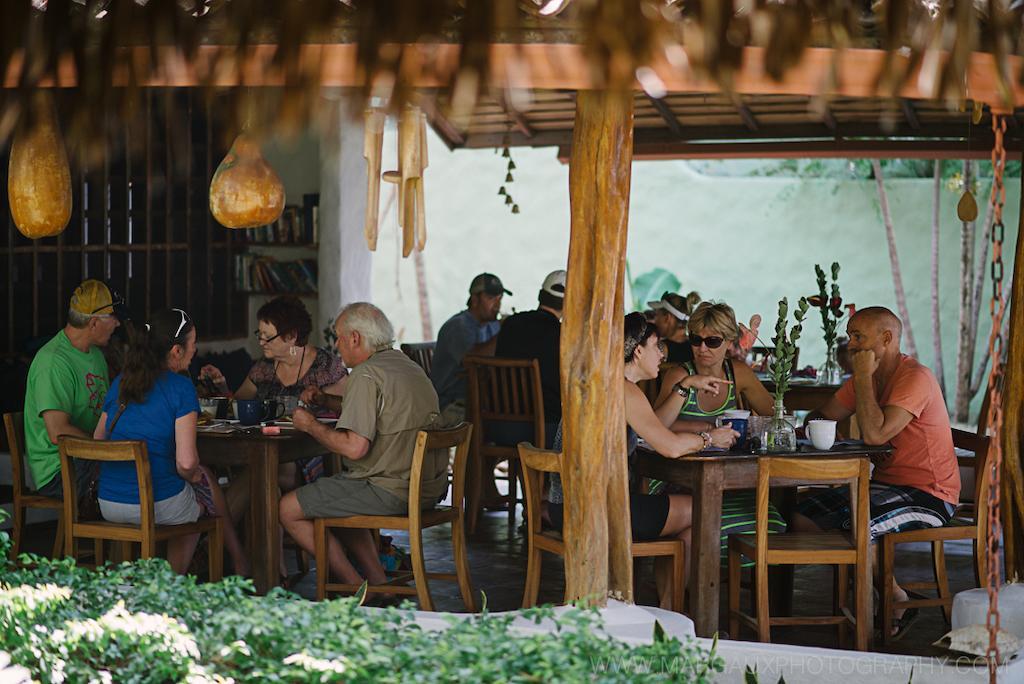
[24,279,122,499]
[282,302,443,592]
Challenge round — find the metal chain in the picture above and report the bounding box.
[983,113,1007,679]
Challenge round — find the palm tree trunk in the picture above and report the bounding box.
[955,160,976,422]
[930,160,946,397]
[871,159,918,357]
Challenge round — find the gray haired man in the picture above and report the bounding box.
[282,302,445,591]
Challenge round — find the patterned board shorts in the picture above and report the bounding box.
[796,482,955,542]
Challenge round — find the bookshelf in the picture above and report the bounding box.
[233,193,320,298]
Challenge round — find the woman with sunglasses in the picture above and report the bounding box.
[654,300,774,426]
[93,308,248,576]
[548,312,738,610]
[652,300,786,569]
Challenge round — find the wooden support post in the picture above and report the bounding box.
[561,89,634,606]
[1001,169,1024,580]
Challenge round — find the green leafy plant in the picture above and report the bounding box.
[627,261,682,313]
[809,262,843,356]
[0,514,724,684]
[769,296,809,403]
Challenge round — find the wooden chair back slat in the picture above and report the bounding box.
[400,342,436,377]
[58,437,156,536]
[464,356,544,427]
[756,456,870,566]
[3,412,30,496]
[408,423,473,514]
[516,443,559,538]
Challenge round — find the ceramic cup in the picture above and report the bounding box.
[234,399,284,426]
[718,409,750,448]
[807,419,837,450]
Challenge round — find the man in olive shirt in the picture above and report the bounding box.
[24,279,122,499]
[282,302,444,589]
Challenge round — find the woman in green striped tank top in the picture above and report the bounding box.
[652,301,786,565]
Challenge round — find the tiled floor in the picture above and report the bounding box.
[16,507,986,658]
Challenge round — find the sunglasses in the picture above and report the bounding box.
[89,288,125,315]
[689,333,725,349]
[171,308,192,339]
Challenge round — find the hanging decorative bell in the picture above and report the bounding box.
[511,204,520,214]
[505,172,514,183]
[502,147,511,158]
[505,195,513,205]
[508,160,516,171]
[957,189,978,222]
[498,186,506,196]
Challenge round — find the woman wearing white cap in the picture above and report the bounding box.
[647,291,700,364]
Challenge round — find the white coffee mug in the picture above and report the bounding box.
[807,419,837,450]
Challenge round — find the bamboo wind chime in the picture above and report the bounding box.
[363,105,428,257]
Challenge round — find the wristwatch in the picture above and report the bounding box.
[699,431,713,450]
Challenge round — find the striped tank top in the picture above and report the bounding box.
[677,360,741,419]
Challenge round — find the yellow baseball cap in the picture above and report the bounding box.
[69,279,119,316]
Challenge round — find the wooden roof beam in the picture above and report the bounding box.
[419,92,465,149]
[736,99,759,131]
[819,104,838,132]
[901,99,922,130]
[496,95,535,138]
[10,45,1024,108]
[647,95,685,139]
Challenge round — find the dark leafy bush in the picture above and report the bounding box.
[0,515,722,682]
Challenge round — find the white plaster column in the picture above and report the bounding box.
[318,95,371,328]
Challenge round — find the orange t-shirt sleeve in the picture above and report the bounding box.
[884,368,931,418]
[834,377,856,412]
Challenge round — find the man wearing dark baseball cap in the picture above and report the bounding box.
[432,273,510,423]
[23,279,123,500]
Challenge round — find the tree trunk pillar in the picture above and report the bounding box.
[1000,169,1024,580]
[561,89,634,606]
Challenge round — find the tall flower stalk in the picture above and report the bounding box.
[769,296,810,403]
[810,262,843,359]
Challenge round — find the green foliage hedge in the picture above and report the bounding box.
[0,518,722,682]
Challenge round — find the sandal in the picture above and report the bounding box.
[889,607,920,641]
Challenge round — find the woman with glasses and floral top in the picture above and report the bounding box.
[199,296,347,488]
[94,308,248,576]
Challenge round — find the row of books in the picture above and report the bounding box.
[236,193,320,245]
[235,255,318,294]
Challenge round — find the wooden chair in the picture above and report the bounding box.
[3,412,64,559]
[517,442,686,612]
[728,456,871,651]
[314,423,477,612]
[400,341,436,377]
[463,355,545,536]
[879,428,991,645]
[57,436,223,580]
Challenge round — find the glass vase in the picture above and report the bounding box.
[817,345,843,386]
[766,399,797,453]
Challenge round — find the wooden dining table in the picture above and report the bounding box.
[632,441,892,638]
[198,427,325,594]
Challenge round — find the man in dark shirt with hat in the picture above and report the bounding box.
[431,272,510,424]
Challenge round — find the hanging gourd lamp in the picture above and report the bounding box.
[9,92,72,239]
[209,132,285,229]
